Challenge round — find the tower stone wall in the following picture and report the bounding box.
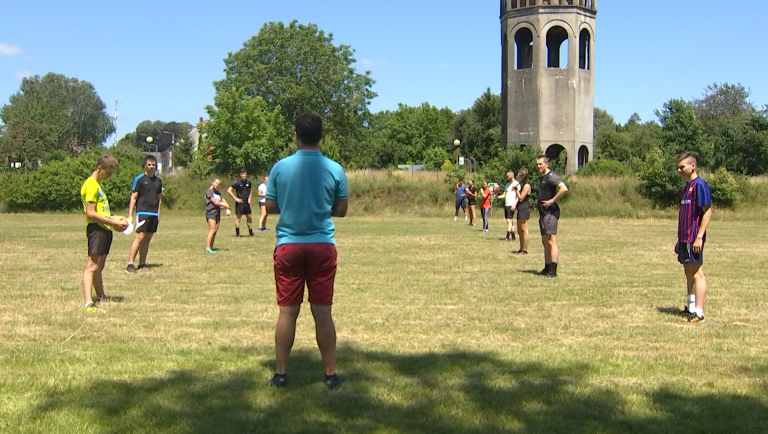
[501,0,597,173]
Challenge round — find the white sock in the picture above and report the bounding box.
[687,295,696,312]
[694,307,704,317]
[454,216,457,221]
[465,215,468,220]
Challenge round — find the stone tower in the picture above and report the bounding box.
[500,0,597,173]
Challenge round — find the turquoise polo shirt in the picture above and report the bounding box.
[266,149,349,246]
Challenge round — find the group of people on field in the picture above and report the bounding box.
[454,155,568,278]
[79,113,349,389]
[203,171,270,254]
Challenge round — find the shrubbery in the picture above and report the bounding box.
[578,159,634,177]
[0,146,144,212]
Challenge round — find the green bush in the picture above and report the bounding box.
[578,159,634,177]
[639,150,686,207]
[0,147,144,212]
[440,160,454,171]
[706,167,739,209]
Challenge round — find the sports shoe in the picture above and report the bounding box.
[324,374,345,390]
[205,248,216,254]
[682,312,705,323]
[267,374,287,388]
[257,228,267,232]
[125,264,137,274]
[537,268,550,275]
[513,250,528,255]
[137,264,147,270]
[679,306,691,317]
[84,302,98,312]
[510,232,516,241]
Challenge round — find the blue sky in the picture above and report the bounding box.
[1,0,766,142]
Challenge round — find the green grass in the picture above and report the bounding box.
[1,213,767,433]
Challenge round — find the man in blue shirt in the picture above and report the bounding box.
[675,153,712,323]
[454,179,467,222]
[265,113,348,390]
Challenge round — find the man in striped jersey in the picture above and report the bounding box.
[675,153,712,323]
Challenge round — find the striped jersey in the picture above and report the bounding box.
[678,177,711,243]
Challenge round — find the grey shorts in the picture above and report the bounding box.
[206,210,221,223]
[539,213,559,235]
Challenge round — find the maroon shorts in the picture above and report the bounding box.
[274,243,337,306]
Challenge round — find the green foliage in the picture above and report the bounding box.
[215,20,375,148]
[639,149,687,208]
[0,73,115,164]
[423,147,450,170]
[578,159,634,177]
[452,89,501,165]
[711,113,768,175]
[204,91,285,175]
[706,167,739,209]
[655,99,713,168]
[440,160,454,171]
[443,166,466,187]
[0,146,144,212]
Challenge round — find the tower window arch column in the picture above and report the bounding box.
[579,28,591,70]
[546,26,569,68]
[514,28,534,69]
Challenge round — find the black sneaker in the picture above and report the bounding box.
[513,250,528,255]
[249,232,255,237]
[267,374,287,388]
[137,264,147,270]
[324,374,345,390]
[537,268,550,275]
[125,264,137,274]
[511,232,516,241]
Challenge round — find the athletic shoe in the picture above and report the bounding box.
[125,264,137,274]
[513,250,528,255]
[205,248,216,254]
[257,228,266,232]
[137,264,147,270]
[267,374,287,388]
[500,238,510,242]
[682,312,705,323]
[679,306,691,317]
[249,233,255,237]
[537,268,550,275]
[84,302,98,312]
[510,232,516,241]
[324,374,345,390]
[235,234,241,238]
[483,229,489,233]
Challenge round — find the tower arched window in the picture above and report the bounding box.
[546,26,569,68]
[579,29,591,70]
[514,28,534,70]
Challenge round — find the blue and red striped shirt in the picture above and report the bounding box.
[678,177,712,243]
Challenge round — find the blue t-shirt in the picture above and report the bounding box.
[456,185,467,199]
[678,176,712,243]
[266,150,349,246]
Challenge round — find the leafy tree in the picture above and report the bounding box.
[0,73,115,165]
[712,114,768,175]
[215,20,376,149]
[693,82,755,134]
[423,147,450,170]
[204,90,285,175]
[655,98,713,167]
[453,89,502,164]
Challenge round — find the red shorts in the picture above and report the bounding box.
[274,243,337,306]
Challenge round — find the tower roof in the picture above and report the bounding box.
[503,0,597,14]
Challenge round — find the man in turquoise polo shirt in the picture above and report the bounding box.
[265,113,349,390]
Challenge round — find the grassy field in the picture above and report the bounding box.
[1,213,767,433]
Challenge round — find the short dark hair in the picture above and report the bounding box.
[144,155,157,164]
[676,153,697,165]
[96,155,119,170]
[239,168,248,175]
[295,113,323,145]
[536,155,549,162]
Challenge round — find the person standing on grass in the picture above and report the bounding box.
[513,168,532,255]
[257,176,269,231]
[675,153,712,323]
[226,168,255,237]
[466,180,478,226]
[204,179,230,254]
[454,179,468,222]
[536,155,568,277]
[265,113,348,390]
[81,155,126,311]
[495,171,520,241]
[126,155,162,274]
[480,180,492,233]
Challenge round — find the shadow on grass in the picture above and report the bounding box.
[100,295,126,303]
[656,306,686,317]
[32,347,768,433]
[140,263,163,269]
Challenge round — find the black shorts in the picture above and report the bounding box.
[136,215,159,233]
[87,223,113,256]
[504,206,515,220]
[236,203,252,215]
[676,242,704,265]
[259,202,266,208]
[539,213,559,235]
[516,203,531,220]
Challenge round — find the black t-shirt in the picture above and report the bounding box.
[231,179,252,201]
[132,174,162,214]
[467,186,478,205]
[538,171,564,216]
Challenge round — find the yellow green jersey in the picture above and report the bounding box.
[81,177,111,230]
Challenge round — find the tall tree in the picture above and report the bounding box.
[693,82,755,134]
[453,89,502,164]
[0,73,114,165]
[215,20,376,149]
[655,98,713,167]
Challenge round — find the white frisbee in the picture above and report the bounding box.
[122,220,134,235]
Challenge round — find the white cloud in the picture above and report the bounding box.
[0,43,23,56]
[358,58,390,69]
[15,70,34,79]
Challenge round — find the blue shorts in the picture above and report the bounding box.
[676,242,704,265]
[455,198,467,210]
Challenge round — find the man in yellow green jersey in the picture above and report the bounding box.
[80,155,126,311]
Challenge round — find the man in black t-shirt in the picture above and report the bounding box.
[536,155,568,277]
[226,168,254,237]
[465,180,478,226]
[126,155,163,273]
